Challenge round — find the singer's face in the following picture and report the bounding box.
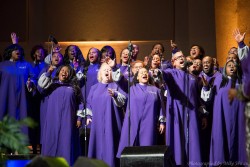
[190,46,201,59]
[102,49,112,58]
[132,44,139,58]
[11,49,21,61]
[151,54,161,69]
[193,59,202,72]
[68,46,77,60]
[59,66,70,82]
[132,62,143,75]
[228,47,237,55]
[226,61,236,77]
[35,48,45,61]
[88,48,98,63]
[51,52,63,66]
[202,56,213,74]
[137,68,149,84]
[152,44,163,55]
[121,49,129,64]
[100,63,112,83]
[101,49,113,63]
[226,53,238,63]
[172,51,185,70]
[189,59,202,76]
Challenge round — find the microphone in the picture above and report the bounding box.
[49,35,58,44]
[128,40,133,53]
[184,60,193,67]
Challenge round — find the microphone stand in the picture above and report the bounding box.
[127,41,133,146]
[83,65,88,156]
[50,40,54,62]
[48,35,58,64]
[185,64,190,164]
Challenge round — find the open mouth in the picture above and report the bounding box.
[191,51,196,55]
[180,61,184,64]
[123,56,128,60]
[192,65,197,70]
[230,69,235,73]
[153,62,157,66]
[142,75,148,80]
[154,51,160,54]
[61,73,67,79]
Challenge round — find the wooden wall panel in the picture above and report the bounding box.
[0,0,27,42]
[42,0,174,41]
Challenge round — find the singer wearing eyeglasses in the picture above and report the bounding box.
[162,51,202,167]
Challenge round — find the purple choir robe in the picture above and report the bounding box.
[81,63,99,99]
[161,60,173,70]
[199,71,221,87]
[198,70,222,117]
[40,83,80,166]
[0,61,27,121]
[209,77,247,166]
[87,82,126,167]
[238,43,250,165]
[116,84,164,157]
[32,61,47,81]
[28,61,47,146]
[80,63,99,129]
[0,60,35,135]
[239,44,250,97]
[38,67,59,144]
[117,64,129,80]
[163,68,201,167]
[198,71,222,163]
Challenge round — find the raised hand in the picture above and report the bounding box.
[52,44,62,53]
[201,117,207,130]
[170,40,177,50]
[105,57,116,68]
[201,75,208,87]
[76,120,81,128]
[47,65,56,74]
[86,118,92,126]
[11,32,19,44]
[27,77,32,89]
[73,57,79,70]
[159,124,165,134]
[107,88,115,97]
[228,88,237,103]
[152,69,159,77]
[144,56,149,66]
[233,28,246,43]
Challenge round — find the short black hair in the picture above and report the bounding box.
[3,44,25,61]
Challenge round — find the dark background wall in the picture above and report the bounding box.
[174,0,216,57]
[0,0,216,62]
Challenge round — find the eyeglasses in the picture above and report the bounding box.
[173,55,185,61]
[193,61,202,66]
